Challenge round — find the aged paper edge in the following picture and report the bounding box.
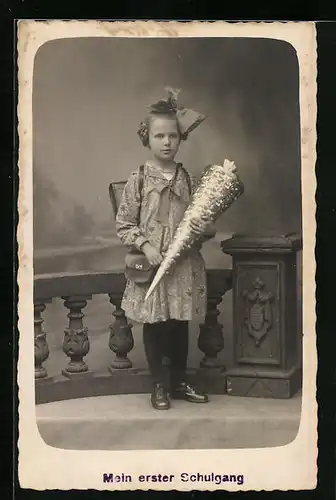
[17,20,317,492]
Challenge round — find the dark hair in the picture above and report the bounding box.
[137,113,188,148]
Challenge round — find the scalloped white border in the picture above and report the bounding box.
[17,20,317,492]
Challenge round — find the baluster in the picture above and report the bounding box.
[34,299,52,380]
[61,295,92,378]
[198,293,225,369]
[108,293,134,370]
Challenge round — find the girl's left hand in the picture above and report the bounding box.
[190,218,209,236]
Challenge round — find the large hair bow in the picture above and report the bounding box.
[148,87,206,136]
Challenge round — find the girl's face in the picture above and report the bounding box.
[148,115,181,162]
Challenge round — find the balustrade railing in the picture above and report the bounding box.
[34,268,232,404]
[34,232,303,404]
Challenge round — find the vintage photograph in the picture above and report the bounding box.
[18,21,317,491]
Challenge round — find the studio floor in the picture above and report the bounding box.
[36,391,302,450]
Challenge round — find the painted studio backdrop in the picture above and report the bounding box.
[32,37,302,373]
[33,38,301,259]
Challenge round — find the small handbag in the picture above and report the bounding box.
[123,165,156,285]
[125,165,158,285]
[124,248,157,284]
[110,166,153,285]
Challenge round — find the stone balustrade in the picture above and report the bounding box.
[34,268,232,404]
[34,232,303,404]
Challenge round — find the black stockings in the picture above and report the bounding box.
[143,319,188,389]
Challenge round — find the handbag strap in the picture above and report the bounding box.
[157,164,181,252]
[178,163,192,195]
[137,164,144,224]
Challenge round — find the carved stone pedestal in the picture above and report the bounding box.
[221,233,302,399]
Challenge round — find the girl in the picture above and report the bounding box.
[116,88,216,410]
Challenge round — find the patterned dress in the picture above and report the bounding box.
[116,162,208,324]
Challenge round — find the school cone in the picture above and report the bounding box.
[145,159,244,301]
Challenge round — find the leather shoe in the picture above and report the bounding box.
[151,383,170,410]
[171,382,209,403]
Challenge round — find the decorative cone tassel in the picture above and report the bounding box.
[145,159,244,300]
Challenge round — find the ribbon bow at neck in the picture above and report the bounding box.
[155,185,181,227]
[154,167,181,226]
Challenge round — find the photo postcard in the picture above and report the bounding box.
[17,20,317,492]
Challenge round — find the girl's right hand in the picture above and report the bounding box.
[141,242,163,267]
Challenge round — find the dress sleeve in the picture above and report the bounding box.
[115,171,148,251]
